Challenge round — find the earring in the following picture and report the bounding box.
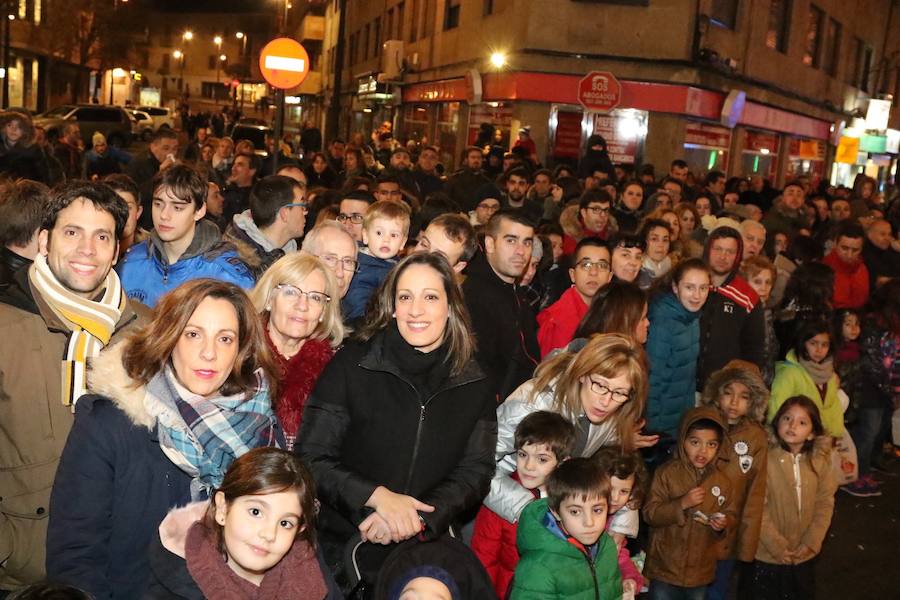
[392,312,396,318]
[265,305,271,312]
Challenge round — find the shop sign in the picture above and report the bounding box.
[788,138,825,160]
[886,129,900,154]
[685,122,731,148]
[592,112,642,164]
[744,131,779,153]
[578,71,621,113]
[836,136,860,164]
[860,134,887,153]
[865,98,892,131]
[553,110,583,158]
[259,38,310,89]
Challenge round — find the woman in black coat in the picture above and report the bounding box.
[296,252,497,589]
[0,110,51,183]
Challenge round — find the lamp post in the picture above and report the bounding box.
[173,49,185,91]
[216,54,226,104]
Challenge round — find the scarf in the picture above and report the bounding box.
[383,322,452,398]
[147,365,279,499]
[798,354,834,386]
[185,521,327,600]
[28,253,125,407]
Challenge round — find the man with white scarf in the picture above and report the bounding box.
[0,181,150,592]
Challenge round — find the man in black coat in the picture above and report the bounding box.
[127,128,179,230]
[445,146,491,212]
[462,211,540,402]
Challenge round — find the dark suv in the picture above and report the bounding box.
[34,104,134,148]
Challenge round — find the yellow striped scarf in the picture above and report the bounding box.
[28,254,125,407]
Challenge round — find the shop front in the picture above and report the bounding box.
[683,121,731,175]
[786,137,827,188]
[351,74,395,141]
[741,130,780,180]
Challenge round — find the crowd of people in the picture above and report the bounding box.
[0,107,898,600]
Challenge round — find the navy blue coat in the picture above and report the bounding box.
[46,353,197,600]
[341,251,395,320]
[646,291,702,437]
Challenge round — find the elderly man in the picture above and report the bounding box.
[862,219,900,289]
[740,219,766,258]
[301,220,359,299]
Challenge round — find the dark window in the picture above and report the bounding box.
[822,18,840,76]
[444,0,460,30]
[386,8,394,40]
[397,2,405,40]
[484,0,494,15]
[710,0,739,29]
[374,17,381,56]
[162,53,171,71]
[363,25,370,60]
[861,45,874,93]
[802,5,823,67]
[765,0,790,52]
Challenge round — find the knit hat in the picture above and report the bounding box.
[473,183,502,205]
[709,216,741,233]
[389,565,461,600]
[92,131,106,146]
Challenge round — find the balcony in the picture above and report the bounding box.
[298,15,324,43]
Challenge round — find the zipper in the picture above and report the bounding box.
[582,551,599,600]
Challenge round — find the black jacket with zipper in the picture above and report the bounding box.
[295,329,497,566]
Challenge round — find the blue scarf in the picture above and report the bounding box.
[148,366,279,499]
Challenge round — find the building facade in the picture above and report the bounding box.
[320,0,900,186]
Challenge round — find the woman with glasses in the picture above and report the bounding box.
[250,253,344,451]
[537,237,612,357]
[485,333,655,525]
[296,252,496,589]
[645,259,712,450]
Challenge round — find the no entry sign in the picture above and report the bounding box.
[259,38,310,90]
[578,71,621,113]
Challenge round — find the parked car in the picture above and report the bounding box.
[129,109,155,141]
[135,105,175,131]
[34,104,134,148]
[230,123,272,158]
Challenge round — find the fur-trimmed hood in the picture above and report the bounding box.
[86,340,155,429]
[158,501,208,559]
[700,359,769,424]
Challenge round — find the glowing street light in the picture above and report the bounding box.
[490,52,507,68]
[172,49,183,59]
[214,35,223,46]
[235,31,244,39]
[183,30,193,41]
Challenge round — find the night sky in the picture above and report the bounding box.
[148,0,267,12]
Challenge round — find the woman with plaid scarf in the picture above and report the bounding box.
[46,279,283,600]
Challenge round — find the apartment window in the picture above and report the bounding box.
[397,2,405,40]
[802,5,823,67]
[386,9,394,41]
[484,0,494,15]
[348,32,357,65]
[861,45,874,93]
[410,0,420,41]
[444,0,460,30]
[374,17,381,56]
[822,18,840,76]
[162,53,171,71]
[710,0,739,29]
[363,25,370,60]
[765,0,790,52]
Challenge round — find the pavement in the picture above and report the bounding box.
[817,456,900,599]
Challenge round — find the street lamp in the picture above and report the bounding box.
[182,30,193,42]
[215,54,226,104]
[235,31,247,56]
[173,49,185,90]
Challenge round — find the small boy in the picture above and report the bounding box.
[341,199,410,319]
[471,411,576,599]
[643,407,736,598]
[509,457,623,599]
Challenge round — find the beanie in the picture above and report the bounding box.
[92,131,106,147]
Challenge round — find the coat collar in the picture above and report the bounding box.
[87,341,155,429]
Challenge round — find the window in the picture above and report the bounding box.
[484,0,494,15]
[162,53,171,71]
[802,5,823,67]
[444,0,460,30]
[765,0,790,52]
[410,0,420,41]
[349,31,358,65]
[710,0,739,29]
[822,18,840,76]
[386,9,394,41]
[397,2,405,40]
[861,45,874,93]
[363,25,370,60]
[374,17,381,56]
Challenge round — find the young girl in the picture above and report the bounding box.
[146,447,340,599]
[700,360,770,600]
[768,319,844,439]
[752,396,837,600]
[742,256,779,385]
[592,448,649,598]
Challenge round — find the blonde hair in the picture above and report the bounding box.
[251,253,345,348]
[530,333,648,452]
[363,199,411,233]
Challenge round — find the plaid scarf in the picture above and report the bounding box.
[147,366,279,499]
[28,253,125,407]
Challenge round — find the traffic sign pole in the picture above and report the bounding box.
[274,88,284,173]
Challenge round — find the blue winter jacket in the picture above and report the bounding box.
[646,291,703,437]
[341,250,395,320]
[117,220,254,308]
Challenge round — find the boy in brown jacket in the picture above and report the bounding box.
[643,407,737,599]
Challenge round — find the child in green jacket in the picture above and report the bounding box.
[510,457,623,599]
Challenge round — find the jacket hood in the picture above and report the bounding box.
[148,218,230,266]
[86,341,154,429]
[0,264,39,314]
[700,359,769,424]
[159,502,208,559]
[674,406,728,464]
[231,210,297,254]
[517,499,611,557]
[767,426,833,460]
[586,134,607,151]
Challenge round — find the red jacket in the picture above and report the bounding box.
[823,250,870,309]
[537,286,589,358]
[562,223,609,256]
[471,474,536,599]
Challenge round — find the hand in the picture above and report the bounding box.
[709,514,727,531]
[365,486,434,541]
[680,486,705,510]
[633,420,660,448]
[780,549,796,565]
[792,544,815,563]
[160,155,177,171]
[623,579,637,594]
[358,513,393,545]
[550,184,563,204]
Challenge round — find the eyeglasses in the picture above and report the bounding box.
[588,379,631,404]
[319,253,360,273]
[585,205,610,215]
[575,258,611,272]
[284,202,308,212]
[275,283,331,307]
[337,213,365,224]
